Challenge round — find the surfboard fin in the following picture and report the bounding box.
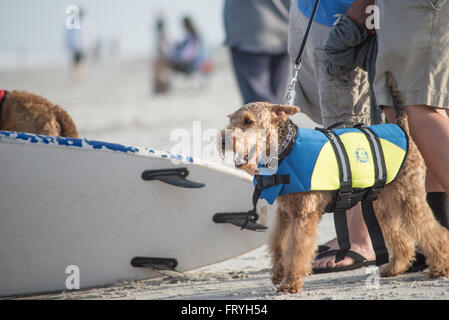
[141,168,205,188]
[131,257,178,271]
[213,212,268,232]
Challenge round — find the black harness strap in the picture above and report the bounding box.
[316,125,390,265]
[244,174,290,230]
[316,127,353,263]
[246,121,390,266]
[356,126,389,266]
[357,126,387,198]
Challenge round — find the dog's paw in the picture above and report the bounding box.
[379,267,397,278]
[379,262,408,277]
[271,264,284,285]
[427,265,449,278]
[271,274,283,286]
[277,278,303,294]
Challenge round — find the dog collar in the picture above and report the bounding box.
[0,90,7,117]
[261,119,298,170]
[0,90,6,106]
[277,119,298,161]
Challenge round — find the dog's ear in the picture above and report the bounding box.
[270,104,300,122]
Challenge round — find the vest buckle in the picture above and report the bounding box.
[335,191,353,210]
[365,187,383,201]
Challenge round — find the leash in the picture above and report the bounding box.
[242,2,321,230]
[284,0,320,106]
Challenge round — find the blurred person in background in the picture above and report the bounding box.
[153,17,171,93]
[65,7,97,81]
[153,16,212,94]
[224,0,291,104]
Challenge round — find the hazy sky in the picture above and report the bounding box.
[0,0,226,69]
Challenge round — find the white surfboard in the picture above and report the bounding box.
[0,131,275,297]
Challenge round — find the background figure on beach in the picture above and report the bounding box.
[65,7,97,81]
[224,0,291,104]
[153,17,171,93]
[152,16,212,94]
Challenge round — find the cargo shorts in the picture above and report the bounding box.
[374,0,449,109]
[287,4,371,128]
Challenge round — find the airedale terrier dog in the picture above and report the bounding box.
[219,73,449,294]
[0,90,78,137]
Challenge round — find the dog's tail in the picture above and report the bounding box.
[385,71,409,135]
[53,105,79,138]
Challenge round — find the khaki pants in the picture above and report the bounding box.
[374,0,449,109]
[288,5,371,127]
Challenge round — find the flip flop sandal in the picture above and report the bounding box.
[312,249,376,274]
[406,253,427,273]
[317,245,330,254]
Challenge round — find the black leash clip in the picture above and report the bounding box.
[241,209,260,230]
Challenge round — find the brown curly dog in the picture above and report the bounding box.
[219,72,449,294]
[0,90,78,137]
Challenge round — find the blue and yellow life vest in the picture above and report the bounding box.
[253,123,408,205]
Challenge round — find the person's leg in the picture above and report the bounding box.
[427,192,449,230]
[421,106,449,230]
[383,107,447,191]
[72,51,85,81]
[289,4,374,270]
[374,0,449,232]
[384,106,449,232]
[229,47,275,104]
[425,168,449,229]
[269,52,291,104]
[405,106,449,195]
[381,105,449,277]
[312,204,375,269]
[404,106,449,230]
[153,56,169,93]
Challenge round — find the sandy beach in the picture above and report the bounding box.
[1,50,449,300]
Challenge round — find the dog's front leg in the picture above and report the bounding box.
[277,195,321,294]
[269,207,291,285]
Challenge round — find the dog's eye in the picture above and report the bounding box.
[244,118,253,125]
